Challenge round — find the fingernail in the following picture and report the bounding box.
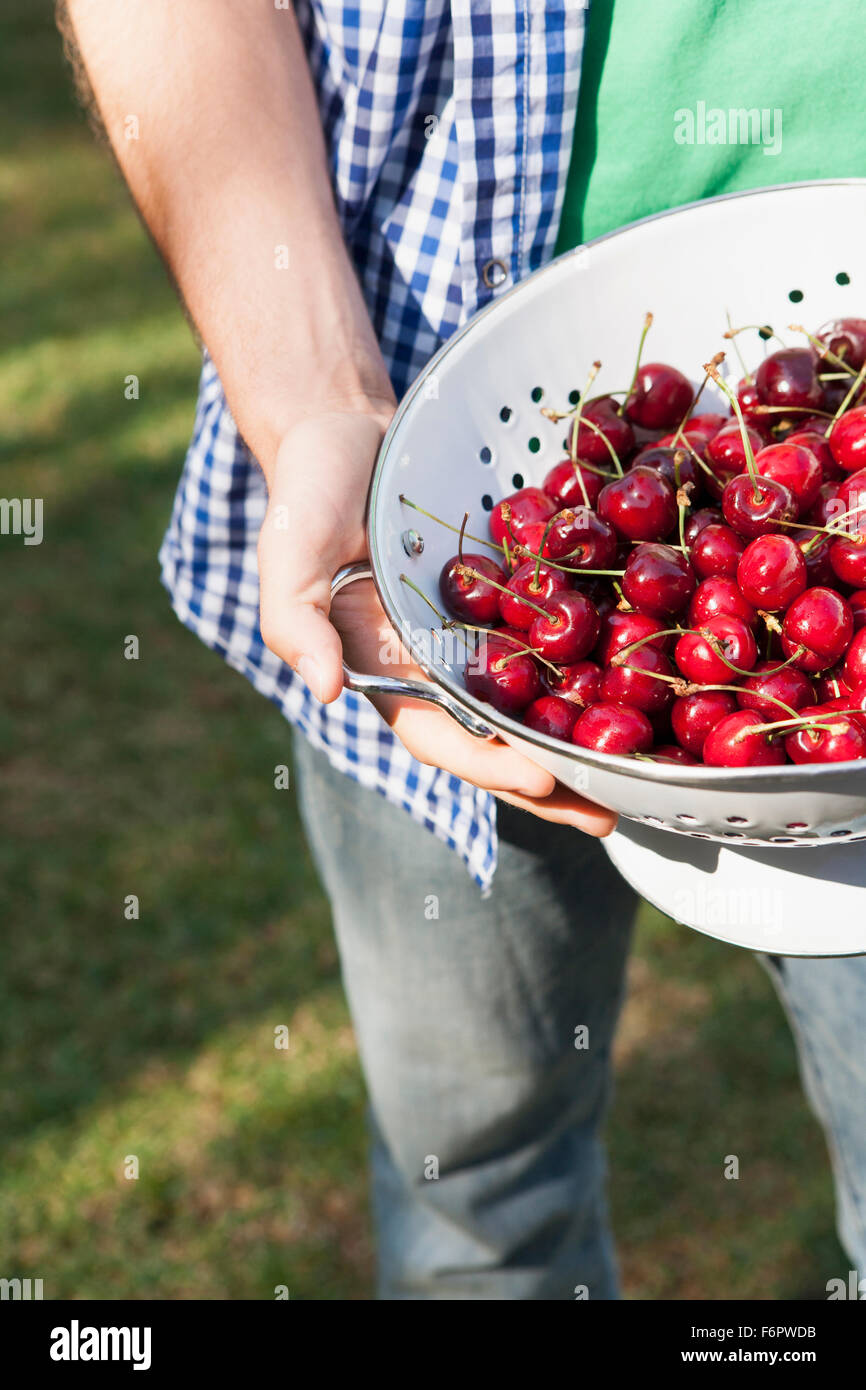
[297,655,324,701]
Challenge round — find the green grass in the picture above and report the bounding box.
[0,1,846,1299]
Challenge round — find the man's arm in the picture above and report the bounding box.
[62,0,616,834]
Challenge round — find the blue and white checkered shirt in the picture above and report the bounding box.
[159,1,589,889]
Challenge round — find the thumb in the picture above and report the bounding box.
[281,601,345,704]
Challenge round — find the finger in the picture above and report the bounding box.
[495,786,618,836]
[381,696,560,798]
[259,592,346,703]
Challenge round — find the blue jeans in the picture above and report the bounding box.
[292,732,866,1298]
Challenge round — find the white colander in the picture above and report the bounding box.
[333,182,866,953]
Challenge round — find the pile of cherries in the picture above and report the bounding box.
[426,315,866,767]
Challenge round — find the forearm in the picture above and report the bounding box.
[61,0,393,481]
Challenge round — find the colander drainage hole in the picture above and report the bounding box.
[786,822,809,831]
[770,836,797,843]
[528,436,541,454]
[531,386,544,403]
[481,494,494,511]
[479,445,493,464]
[512,473,524,488]
[726,816,749,824]
[676,814,698,823]
[836,272,850,285]
[788,288,804,303]
[831,828,852,837]
[568,389,581,405]
[499,406,513,423]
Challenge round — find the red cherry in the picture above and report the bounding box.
[828,406,866,473]
[736,660,816,718]
[489,487,556,549]
[706,421,764,478]
[439,553,507,624]
[595,608,672,665]
[671,689,738,757]
[689,523,744,579]
[542,659,602,707]
[737,378,769,433]
[656,414,727,452]
[786,429,842,482]
[793,529,836,587]
[781,586,854,672]
[647,744,700,765]
[544,507,617,568]
[755,347,822,411]
[753,442,823,513]
[833,467,866,524]
[464,642,541,714]
[688,576,756,629]
[630,444,701,496]
[498,559,569,630]
[736,534,807,611]
[842,627,866,688]
[815,666,851,702]
[683,507,723,545]
[685,412,729,438]
[622,542,695,617]
[703,710,786,767]
[528,590,599,663]
[625,362,693,430]
[542,458,603,510]
[597,465,677,542]
[829,525,866,587]
[721,473,797,539]
[785,704,866,764]
[849,590,866,631]
[600,646,674,716]
[817,318,866,371]
[675,615,758,685]
[806,481,844,528]
[572,702,654,755]
[568,395,635,467]
[523,694,580,741]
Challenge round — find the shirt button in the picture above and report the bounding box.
[481,258,509,289]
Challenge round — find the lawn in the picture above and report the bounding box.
[0,0,845,1299]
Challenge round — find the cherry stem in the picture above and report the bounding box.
[751,404,833,418]
[535,513,560,586]
[510,539,624,577]
[447,622,564,676]
[788,324,858,378]
[670,353,725,447]
[399,495,505,554]
[619,311,653,417]
[740,711,858,739]
[456,565,552,622]
[834,358,866,420]
[698,682,800,721]
[457,511,469,566]
[703,357,762,503]
[568,361,601,505]
[399,571,449,625]
[611,627,685,665]
[723,322,786,351]
[675,461,693,557]
[724,310,753,383]
[706,642,804,679]
[570,412,625,476]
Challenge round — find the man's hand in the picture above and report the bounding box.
[259,407,617,835]
[62,0,616,834]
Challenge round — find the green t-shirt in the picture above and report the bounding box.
[556,0,865,252]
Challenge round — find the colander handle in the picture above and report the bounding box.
[330,562,496,738]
